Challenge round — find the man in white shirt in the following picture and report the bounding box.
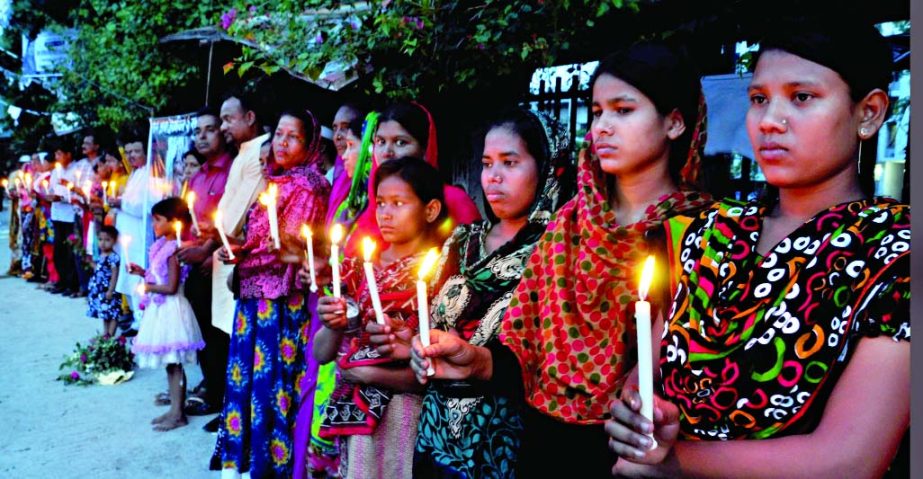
[47,136,81,295]
[69,131,101,296]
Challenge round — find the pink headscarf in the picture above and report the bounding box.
[344,102,480,258]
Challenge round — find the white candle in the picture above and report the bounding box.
[102,181,109,208]
[362,237,385,325]
[636,255,657,448]
[85,220,96,255]
[65,181,73,203]
[214,211,235,260]
[260,183,280,250]
[120,235,132,269]
[416,248,440,376]
[301,225,318,293]
[329,224,344,298]
[186,191,200,236]
[173,220,183,248]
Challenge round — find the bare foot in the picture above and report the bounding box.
[153,414,188,432]
[151,411,172,425]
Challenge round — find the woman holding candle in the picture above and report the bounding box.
[314,156,446,479]
[410,40,711,477]
[212,109,330,479]
[344,102,481,258]
[606,18,910,478]
[393,108,573,478]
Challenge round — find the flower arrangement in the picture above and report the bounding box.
[57,333,135,386]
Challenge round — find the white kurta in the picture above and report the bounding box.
[211,133,269,333]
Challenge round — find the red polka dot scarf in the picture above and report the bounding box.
[501,139,712,424]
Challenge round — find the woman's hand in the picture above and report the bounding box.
[216,244,241,264]
[409,329,490,384]
[605,388,681,466]
[340,365,374,385]
[317,296,348,331]
[366,314,413,360]
[297,255,330,291]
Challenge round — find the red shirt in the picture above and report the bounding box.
[187,152,232,220]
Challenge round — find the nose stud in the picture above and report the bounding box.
[780,119,788,126]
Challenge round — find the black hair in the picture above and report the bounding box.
[373,156,447,224]
[753,16,893,197]
[183,148,206,166]
[275,109,318,142]
[591,40,702,184]
[347,116,366,139]
[151,197,192,225]
[98,224,119,240]
[338,102,367,121]
[476,107,567,220]
[118,124,148,147]
[48,135,78,158]
[221,88,265,127]
[195,105,221,120]
[378,102,430,150]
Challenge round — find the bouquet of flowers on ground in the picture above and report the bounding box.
[58,333,135,386]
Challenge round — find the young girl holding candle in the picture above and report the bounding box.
[410,40,711,477]
[606,18,909,479]
[314,156,446,479]
[212,109,330,479]
[128,197,204,431]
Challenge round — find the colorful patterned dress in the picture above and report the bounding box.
[214,160,329,479]
[86,252,122,322]
[318,253,426,479]
[414,109,572,479]
[662,198,910,439]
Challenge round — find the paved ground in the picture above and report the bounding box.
[0,198,217,479]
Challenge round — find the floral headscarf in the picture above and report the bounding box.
[500,94,712,424]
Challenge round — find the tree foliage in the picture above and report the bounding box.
[225,0,640,99]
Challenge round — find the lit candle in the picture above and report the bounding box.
[41,179,50,195]
[101,181,109,208]
[85,220,96,255]
[24,173,32,190]
[301,225,318,293]
[1,178,8,190]
[120,235,132,269]
[65,181,74,203]
[214,211,235,261]
[417,248,440,376]
[173,220,183,248]
[362,237,385,325]
[329,224,345,298]
[259,183,280,249]
[186,191,200,236]
[636,255,657,448]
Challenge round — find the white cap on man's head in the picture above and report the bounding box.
[18,155,30,163]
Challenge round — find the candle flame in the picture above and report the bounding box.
[42,180,50,189]
[54,162,62,171]
[638,255,656,301]
[102,180,108,189]
[259,183,278,206]
[65,181,75,190]
[173,220,183,236]
[121,235,131,247]
[417,248,440,281]
[362,237,376,262]
[1,179,7,188]
[186,191,196,207]
[329,224,344,245]
[136,283,146,295]
[213,210,222,222]
[301,224,311,239]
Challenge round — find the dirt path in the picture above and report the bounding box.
[0,199,217,479]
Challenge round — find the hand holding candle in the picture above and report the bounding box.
[329,224,345,298]
[416,248,440,376]
[101,181,109,208]
[186,191,200,236]
[214,211,235,261]
[635,255,657,449]
[362,237,385,325]
[301,225,318,293]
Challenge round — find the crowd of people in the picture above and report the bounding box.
[1,16,910,479]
